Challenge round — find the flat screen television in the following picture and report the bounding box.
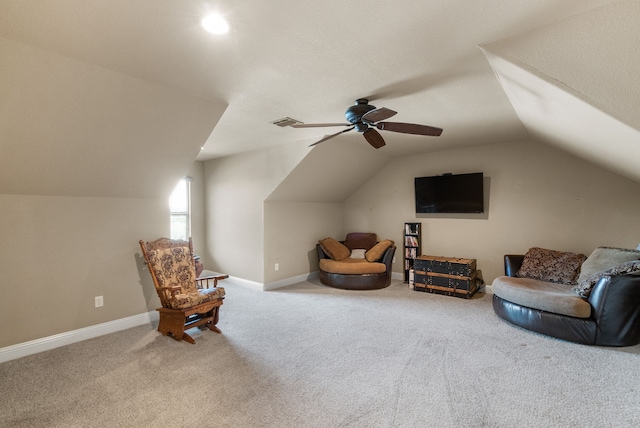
[415,172,484,214]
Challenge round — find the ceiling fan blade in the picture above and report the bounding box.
[309,126,355,147]
[376,121,443,136]
[361,107,397,123]
[292,123,351,128]
[363,129,386,149]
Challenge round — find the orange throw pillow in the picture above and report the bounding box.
[319,237,350,261]
[365,240,394,262]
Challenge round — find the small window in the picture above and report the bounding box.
[169,178,191,241]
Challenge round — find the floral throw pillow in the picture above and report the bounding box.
[516,247,587,285]
[572,260,640,298]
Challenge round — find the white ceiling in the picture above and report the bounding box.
[1,0,624,166]
[480,0,640,184]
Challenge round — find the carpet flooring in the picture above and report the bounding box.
[2,279,640,427]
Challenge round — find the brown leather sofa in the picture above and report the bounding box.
[316,233,396,290]
[493,254,640,346]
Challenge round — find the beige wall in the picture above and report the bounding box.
[0,194,169,348]
[0,161,206,349]
[264,201,343,284]
[0,32,224,350]
[203,152,267,282]
[203,142,311,283]
[343,139,640,283]
[204,138,640,288]
[187,161,206,257]
[5,137,639,349]
[0,37,226,200]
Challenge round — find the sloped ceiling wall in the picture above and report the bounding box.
[266,136,391,203]
[480,0,640,184]
[0,37,227,198]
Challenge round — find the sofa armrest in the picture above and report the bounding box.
[381,245,396,272]
[587,273,640,346]
[504,254,525,277]
[317,243,330,260]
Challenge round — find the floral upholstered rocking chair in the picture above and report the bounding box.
[139,237,227,344]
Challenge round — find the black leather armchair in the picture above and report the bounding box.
[493,255,640,346]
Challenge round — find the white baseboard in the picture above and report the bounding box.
[227,275,264,291]
[264,271,319,291]
[229,272,321,291]
[0,311,159,364]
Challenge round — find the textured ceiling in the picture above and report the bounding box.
[0,0,621,167]
[481,0,640,184]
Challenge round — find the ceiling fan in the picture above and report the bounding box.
[292,98,443,149]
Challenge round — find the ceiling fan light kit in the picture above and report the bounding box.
[291,98,443,149]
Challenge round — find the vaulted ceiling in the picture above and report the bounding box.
[1,0,639,199]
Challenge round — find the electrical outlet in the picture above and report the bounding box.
[393,257,396,263]
[95,296,104,308]
[275,263,279,271]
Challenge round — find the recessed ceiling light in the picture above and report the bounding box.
[201,13,229,35]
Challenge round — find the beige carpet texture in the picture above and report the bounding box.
[2,280,640,427]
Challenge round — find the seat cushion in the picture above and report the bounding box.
[493,276,591,318]
[170,286,225,310]
[319,258,387,275]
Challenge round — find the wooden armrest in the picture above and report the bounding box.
[196,274,229,289]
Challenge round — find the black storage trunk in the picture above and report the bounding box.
[413,255,479,299]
